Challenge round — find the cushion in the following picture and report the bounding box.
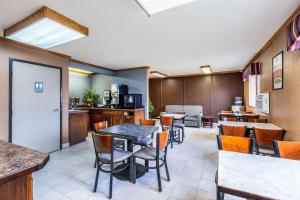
[114,139,125,147]
[174,123,185,128]
[185,116,198,121]
[133,146,165,160]
[133,137,153,146]
[99,149,132,163]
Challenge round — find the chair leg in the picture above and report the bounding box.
[94,157,97,168]
[170,132,174,149]
[145,160,149,172]
[129,157,133,183]
[133,157,136,184]
[182,128,185,141]
[217,187,224,200]
[156,160,162,192]
[109,166,113,199]
[93,166,100,192]
[164,158,170,181]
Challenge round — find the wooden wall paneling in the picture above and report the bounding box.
[184,76,212,115]
[161,77,184,111]
[212,73,244,120]
[149,79,162,117]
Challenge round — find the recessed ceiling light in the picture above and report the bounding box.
[201,65,212,74]
[4,6,88,49]
[69,67,93,75]
[135,0,198,16]
[150,71,167,78]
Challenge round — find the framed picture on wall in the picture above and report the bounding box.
[272,51,283,90]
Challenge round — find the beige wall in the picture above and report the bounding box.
[0,40,70,144]
[244,31,300,141]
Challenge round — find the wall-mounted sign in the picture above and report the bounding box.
[34,82,43,93]
[272,51,283,90]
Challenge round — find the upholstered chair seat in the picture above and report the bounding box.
[99,150,132,163]
[133,137,153,146]
[134,146,165,160]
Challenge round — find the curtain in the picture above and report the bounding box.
[243,62,261,81]
[287,14,300,51]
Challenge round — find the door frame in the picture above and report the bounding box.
[9,58,63,150]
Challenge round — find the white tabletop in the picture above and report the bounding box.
[218,151,300,199]
[217,121,282,130]
[162,114,186,120]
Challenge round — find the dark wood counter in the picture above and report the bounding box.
[77,107,145,129]
[0,140,49,200]
[69,110,89,146]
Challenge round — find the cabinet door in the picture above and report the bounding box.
[112,115,124,126]
[124,116,134,124]
[90,112,101,130]
[102,115,112,127]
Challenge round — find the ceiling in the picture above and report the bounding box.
[0,0,299,75]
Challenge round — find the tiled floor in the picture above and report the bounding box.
[33,125,241,200]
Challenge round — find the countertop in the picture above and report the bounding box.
[218,150,300,199]
[0,140,49,185]
[69,109,89,114]
[77,107,145,112]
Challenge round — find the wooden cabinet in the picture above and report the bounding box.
[83,108,145,129]
[69,110,89,146]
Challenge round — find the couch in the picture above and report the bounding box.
[164,105,203,128]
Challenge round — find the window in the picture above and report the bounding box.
[249,75,260,107]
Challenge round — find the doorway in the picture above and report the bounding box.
[9,59,62,153]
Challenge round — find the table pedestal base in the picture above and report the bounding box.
[114,163,146,181]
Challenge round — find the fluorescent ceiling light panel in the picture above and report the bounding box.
[150,71,167,78]
[136,0,198,15]
[69,67,93,74]
[201,65,212,74]
[4,6,88,49]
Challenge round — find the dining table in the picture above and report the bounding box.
[161,113,187,121]
[98,123,159,181]
[218,112,259,121]
[217,150,300,200]
[218,121,282,130]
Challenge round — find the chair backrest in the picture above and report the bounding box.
[254,128,286,148]
[92,133,113,154]
[221,116,237,122]
[160,116,173,127]
[273,141,300,160]
[221,110,233,113]
[94,121,107,132]
[217,135,253,154]
[140,119,156,126]
[157,130,169,150]
[174,112,185,114]
[247,118,268,123]
[221,125,247,137]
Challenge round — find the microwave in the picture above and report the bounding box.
[123,94,143,109]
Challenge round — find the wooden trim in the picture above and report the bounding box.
[70,58,115,72]
[0,37,71,59]
[150,70,242,79]
[4,6,88,37]
[116,66,150,72]
[243,5,300,71]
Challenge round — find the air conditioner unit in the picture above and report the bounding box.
[256,92,270,114]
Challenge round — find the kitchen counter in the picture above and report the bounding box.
[69,110,89,146]
[78,107,145,112]
[0,140,49,199]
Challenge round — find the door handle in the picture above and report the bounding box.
[53,108,59,112]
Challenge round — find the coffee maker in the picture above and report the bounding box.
[111,84,128,108]
[102,90,111,106]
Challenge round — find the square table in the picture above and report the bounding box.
[217,121,282,130]
[217,150,300,200]
[98,123,159,181]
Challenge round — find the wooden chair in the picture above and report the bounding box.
[93,121,125,168]
[133,119,156,147]
[221,116,237,122]
[244,115,259,122]
[160,116,181,148]
[216,135,254,154]
[247,118,268,123]
[133,131,170,192]
[92,133,133,199]
[273,141,300,160]
[220,125,247,137]
[253,128,286,156]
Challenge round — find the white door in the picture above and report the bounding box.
[11,60,61,153]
